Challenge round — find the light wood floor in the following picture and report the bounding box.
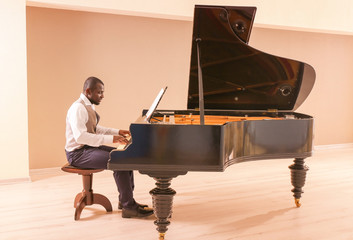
[1,147,353,240]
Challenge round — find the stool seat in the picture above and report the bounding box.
[61,164,104,174]
[61,163,112,220]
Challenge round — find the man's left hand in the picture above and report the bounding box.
[119,129,131,137]
[113,135,129,144]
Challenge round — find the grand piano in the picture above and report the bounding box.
[108,5,315,239]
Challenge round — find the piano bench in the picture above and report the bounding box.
[61,163,112,220]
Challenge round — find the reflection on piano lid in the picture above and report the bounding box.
[188,5,315,111]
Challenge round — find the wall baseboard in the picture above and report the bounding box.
[0,177,31,185]
[30,167,62,175]
[314,143,353,151]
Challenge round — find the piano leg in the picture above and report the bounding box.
[150,177,176,240]
[140,171,187,240]
[289,158,309,207]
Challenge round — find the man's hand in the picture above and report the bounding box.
[113,135,129,145]
[119,129,131,137]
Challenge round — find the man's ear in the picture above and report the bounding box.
[85,88,91,97]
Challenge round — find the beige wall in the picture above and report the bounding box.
[26,7,192,169]
[27,6,353,169]
[0,0,29,181]
[250,28,353,145]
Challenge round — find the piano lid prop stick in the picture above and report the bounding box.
[196,38,205,125]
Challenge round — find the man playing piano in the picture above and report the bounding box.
[65,76,153,218]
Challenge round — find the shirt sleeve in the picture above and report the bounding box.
[96,125,120,136]
[68,103,114,147]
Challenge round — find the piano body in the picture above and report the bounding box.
[108,5,315,239]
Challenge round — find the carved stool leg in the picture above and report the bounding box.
[74,193,83,208]
[75,196,87,220]
[289,158,309,207]
[74,173,94,220]
[62,165,112,220]
[150,177,176,240]
[94,193,113,212]
[74,173,112,219]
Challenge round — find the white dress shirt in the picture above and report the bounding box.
[65,93,119,152]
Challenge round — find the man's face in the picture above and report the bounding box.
[87,83,104,105]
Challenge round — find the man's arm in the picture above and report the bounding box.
[96,125,131,144]
[96,125,119,136]
[96,125,130,136]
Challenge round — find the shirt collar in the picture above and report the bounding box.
[80,93,95,110]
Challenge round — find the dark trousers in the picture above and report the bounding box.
[65,145,137,209]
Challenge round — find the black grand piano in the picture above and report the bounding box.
[108,5,315,239]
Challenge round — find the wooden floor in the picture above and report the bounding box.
[1,147,353,240]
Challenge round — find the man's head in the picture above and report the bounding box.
[83,76,104,105]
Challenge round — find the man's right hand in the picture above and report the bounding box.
[113,135,130,145]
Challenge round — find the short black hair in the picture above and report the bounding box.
[83,76,104,92]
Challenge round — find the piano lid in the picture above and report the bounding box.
[187,5,315,111]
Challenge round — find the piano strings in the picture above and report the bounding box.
[150,114,283,125]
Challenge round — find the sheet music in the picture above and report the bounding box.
[144,87,167,122]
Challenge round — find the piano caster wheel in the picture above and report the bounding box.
[295,198,301,207]
[159,233,165,240]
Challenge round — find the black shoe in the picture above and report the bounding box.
[118,202,149,210]
[122,206,154,218]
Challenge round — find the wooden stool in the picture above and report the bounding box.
[61,164,112,220]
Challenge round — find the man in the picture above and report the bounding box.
[65,76,153,218]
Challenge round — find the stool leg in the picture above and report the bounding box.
[93,193,113,212]
[72,172,113,220]
[74,193,83,208]
[73,174,92,220]
[75,196,87,221]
